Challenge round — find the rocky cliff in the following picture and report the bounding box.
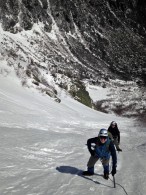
[0,0,146,82]
[0,0,146,116]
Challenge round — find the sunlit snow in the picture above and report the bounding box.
[0,68,146,195]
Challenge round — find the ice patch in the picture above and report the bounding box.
[121,132,128,137]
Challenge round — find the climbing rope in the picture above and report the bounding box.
[109,176,129,195]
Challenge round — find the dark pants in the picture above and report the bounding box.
[87,155,110,174]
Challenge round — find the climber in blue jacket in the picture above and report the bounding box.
[82,129,117,180]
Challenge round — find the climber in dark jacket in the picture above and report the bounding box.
[108,121,122,151]
[82,129,117,180]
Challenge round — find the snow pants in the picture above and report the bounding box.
[87,155,110,174]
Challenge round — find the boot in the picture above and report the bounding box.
[117,148,122,152]
[82,171,94,176]
[104,172,109,180]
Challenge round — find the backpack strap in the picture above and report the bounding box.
[105,138,111,151]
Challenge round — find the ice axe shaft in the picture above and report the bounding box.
[113,175,116,188]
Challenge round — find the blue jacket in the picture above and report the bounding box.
[87,137,117,168]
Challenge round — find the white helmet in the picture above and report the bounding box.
[111,121,116,125]
[98,129,108,137]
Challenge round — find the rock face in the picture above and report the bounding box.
[0,0,146,84]
[0,0,52,31]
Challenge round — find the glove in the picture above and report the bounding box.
[111,167,116,176]
[90,150,95,156]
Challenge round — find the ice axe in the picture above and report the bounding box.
[113,175,116,188]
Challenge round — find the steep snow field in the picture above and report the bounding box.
[0,72,146,195]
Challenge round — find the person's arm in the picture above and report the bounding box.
[109,142,117,175]
[108,127,112,134]
[117,129,120,143]
[87,137,97,156]
[108,131,114,141]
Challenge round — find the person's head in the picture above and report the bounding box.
[110,121,117,128]
[98,129,108,144]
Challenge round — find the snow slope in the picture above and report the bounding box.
[0,72,146,195]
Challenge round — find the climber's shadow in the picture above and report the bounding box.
[56,165,113,188]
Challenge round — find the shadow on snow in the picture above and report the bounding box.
[56,165,114,188]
